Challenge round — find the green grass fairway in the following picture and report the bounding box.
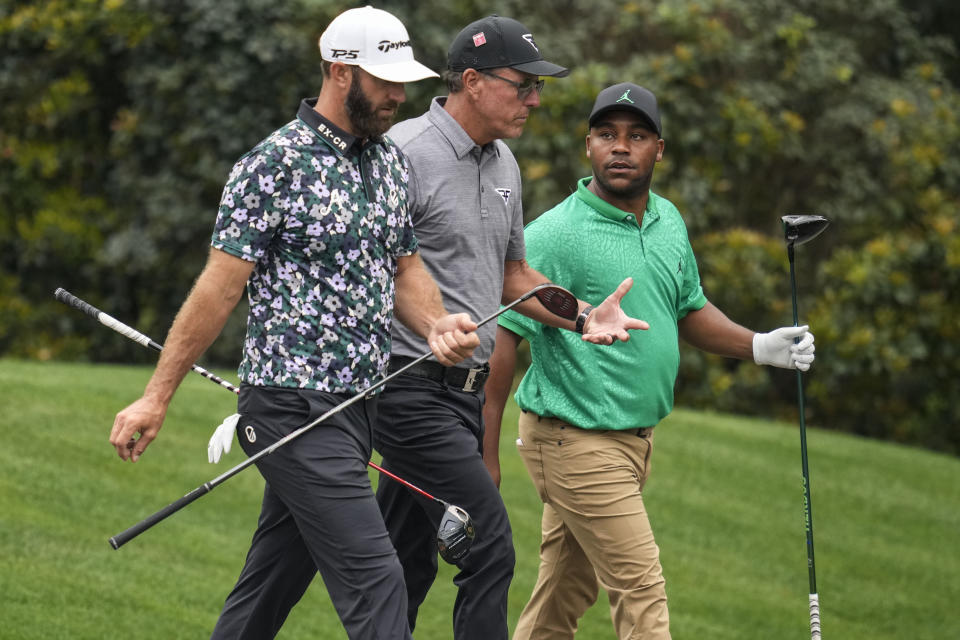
[1,358,958,638]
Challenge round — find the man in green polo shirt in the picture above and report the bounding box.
[482,83,817,640]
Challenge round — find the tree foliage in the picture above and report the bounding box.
[2,0,958,452]
[1,0,337,363]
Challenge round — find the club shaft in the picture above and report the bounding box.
[104,351,432,548]
[106,293,537,546]
[110,483,213,549]
[788,247,820,639]
[59,285,541,548]
[54,288,238,393]
[367,461,441,504]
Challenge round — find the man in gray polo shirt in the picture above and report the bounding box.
[372,16,648,640]
[204,15,647,639]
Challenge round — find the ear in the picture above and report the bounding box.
[461,68,483,99]
[585,132,592,158]
[655,138,664,162]
[329,61,354,91]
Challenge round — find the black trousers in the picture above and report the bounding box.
[209,385,411,640]
[373,374,515,640]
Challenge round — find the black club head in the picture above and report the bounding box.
[436,505,475,564]
[781,215,829,247]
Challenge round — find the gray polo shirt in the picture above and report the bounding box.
[386,97,526,366]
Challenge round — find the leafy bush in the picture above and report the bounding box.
[2,0,958,453]
[676,228,799,421]
[1,0,334,364]
[808,217,960,453]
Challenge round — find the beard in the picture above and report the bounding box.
[345,68,397,139]
[592,166,653,200]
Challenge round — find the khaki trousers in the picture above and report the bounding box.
[513,412,670,640]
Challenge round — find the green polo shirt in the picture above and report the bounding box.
[499,177,707,429]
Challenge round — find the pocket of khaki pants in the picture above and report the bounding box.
[637,433,653,491]
[516,440,549,503]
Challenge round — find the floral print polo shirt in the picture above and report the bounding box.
[211,98,418,394]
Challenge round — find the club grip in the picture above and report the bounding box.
[809,593,821,639]
[54,287,102,319]
[109,484,213,550]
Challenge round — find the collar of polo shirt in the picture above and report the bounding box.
[297,98,387,156]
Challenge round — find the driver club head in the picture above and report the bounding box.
[533,285,578,321]
[436,504,475,564]
[781,215,829,247]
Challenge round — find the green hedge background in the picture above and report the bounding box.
[3,0,958,452]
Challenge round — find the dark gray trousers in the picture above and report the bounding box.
[209,385,411,640]
[373,375,515,640]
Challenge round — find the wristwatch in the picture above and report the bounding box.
[575,305,594,334]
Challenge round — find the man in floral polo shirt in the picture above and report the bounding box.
[109,8,477,640]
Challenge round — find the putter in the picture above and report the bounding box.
[781,214,829,640]
[55,284,577,552]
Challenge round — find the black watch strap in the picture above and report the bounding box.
[575,305,594,334]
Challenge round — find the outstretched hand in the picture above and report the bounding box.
[581,278,650,345]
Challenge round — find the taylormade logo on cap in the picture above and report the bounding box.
[378,39,411,52]
[319,6,438,82]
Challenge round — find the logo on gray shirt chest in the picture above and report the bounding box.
[495,188,512,205]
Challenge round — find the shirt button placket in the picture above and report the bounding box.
[475,147,489,219]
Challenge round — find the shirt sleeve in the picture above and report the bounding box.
[677,239,708,318]
[211,146,286,262]
[392,147,419,257]
[505,178,526,261]
[498,307,540,341]
[497,213,564,340]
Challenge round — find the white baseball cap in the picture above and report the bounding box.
[319,6,439,83]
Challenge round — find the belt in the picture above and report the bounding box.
[388,356,489,393]
[522,410,653,438]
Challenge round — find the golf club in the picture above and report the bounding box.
[53,288,238,391]
[55,287,455,493]
[54,288,479,561]
[368,463,475,564]
[781,214,829,640]
[437,504,475,563]
[56,283,578,552]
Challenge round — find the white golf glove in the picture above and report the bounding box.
[208,413,239,463]
[753,325,816,371]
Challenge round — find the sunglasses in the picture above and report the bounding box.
[479,70,545,100]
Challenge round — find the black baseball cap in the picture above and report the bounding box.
[588,83,662,137]
[448,15,569,77]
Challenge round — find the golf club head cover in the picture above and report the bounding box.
[437,505,476,564]
[753,325,815,371]
[208,413,239,463]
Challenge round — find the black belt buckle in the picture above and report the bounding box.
[388,356,489,393]
[458,363,489,393]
